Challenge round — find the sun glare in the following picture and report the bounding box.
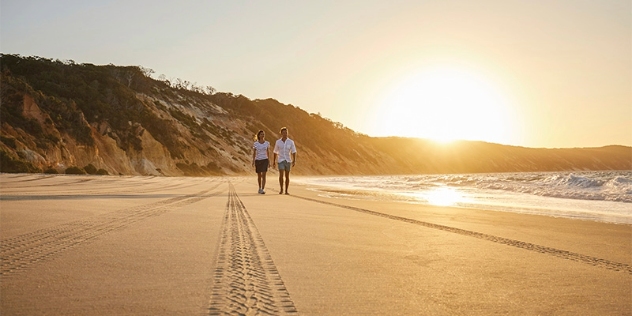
[403,187,465,206]
[425,187,463,206]
[370,65,516,144]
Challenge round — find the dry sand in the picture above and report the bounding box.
[1,174,630,315]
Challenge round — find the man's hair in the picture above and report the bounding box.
[280,127,287,133]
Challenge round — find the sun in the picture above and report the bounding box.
[369,65,517,144]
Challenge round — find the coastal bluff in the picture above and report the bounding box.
[1,54,630,176]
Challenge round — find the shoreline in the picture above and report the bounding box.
[293,172,632,225]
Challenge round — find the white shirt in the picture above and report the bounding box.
[253,141,270,161]
[274,138,297,162]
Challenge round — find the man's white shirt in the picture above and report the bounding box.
[274,138,297,162]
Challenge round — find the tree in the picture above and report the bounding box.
[140,66,155,78]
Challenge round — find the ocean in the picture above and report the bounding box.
[295,171,632,225]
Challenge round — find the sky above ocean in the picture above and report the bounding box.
[1,0,630,148]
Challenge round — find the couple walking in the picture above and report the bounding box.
[251,127,297,195]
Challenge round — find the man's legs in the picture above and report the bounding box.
[278,161,291,194]
[284,170,290,194]
[278,169,284,194]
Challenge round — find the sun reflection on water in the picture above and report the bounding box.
[405,187,465,206]
[426,187,464,206]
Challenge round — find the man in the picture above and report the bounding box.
[273,127,297,195]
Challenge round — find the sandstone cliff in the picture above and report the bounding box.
[1,54,630,176]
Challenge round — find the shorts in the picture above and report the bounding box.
[255,159,269,173]
[278,160,291,171]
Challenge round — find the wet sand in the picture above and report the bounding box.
[1,174,630,315]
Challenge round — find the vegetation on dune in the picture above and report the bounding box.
[1,53,630,176]
[0,150,42,173]
[65,166,86,175]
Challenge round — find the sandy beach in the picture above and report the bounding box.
[1,173,630,315]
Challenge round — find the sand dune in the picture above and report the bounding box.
[1,174,630,315]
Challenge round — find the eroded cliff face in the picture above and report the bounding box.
[1,54,630,176]
[1,90,392,176]
[1,92,251,176]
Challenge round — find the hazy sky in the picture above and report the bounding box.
[2,0,630,148]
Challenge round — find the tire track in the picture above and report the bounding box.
[1,176,207,197]
[293,195,632,275]
[208,183,298,315]
[1,183,223,276]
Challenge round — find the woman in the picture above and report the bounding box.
[252,130,270,194]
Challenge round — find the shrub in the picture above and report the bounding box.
[84,163,97,174]
[0,136,17,149]
[205,161,221,172]
[65,166,86,174]
[96,168,109,175]
[0,150,41,173]
[43,168,59,174]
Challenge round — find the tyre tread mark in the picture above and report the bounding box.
[208,183,298,315]
[293,195,632,274]
[1,183,223,276]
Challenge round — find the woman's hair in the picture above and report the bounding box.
[254,130,264,141]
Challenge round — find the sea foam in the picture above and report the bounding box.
[298,171,632,224]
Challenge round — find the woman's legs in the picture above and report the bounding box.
[257,172,267,193]
[261,172,267,191]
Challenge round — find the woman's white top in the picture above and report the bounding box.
[253,141,270,160]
